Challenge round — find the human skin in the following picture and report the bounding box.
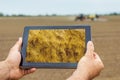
[67,41,104,80]
[0,38,104,80]
[0,38,36,80]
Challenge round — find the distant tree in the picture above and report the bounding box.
[18,14,25,17]
[0,13,4,16]
[6,15,10,17]
[11,14,17,17]
[11,14,26,17]
[45,14,49,16]
[52,14,57,16]
[38,14,42,16]
[109,12,119,16]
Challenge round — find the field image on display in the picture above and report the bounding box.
[26,29,85,63]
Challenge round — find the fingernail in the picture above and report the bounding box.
[89,41,93,46]
[19,37,22,40]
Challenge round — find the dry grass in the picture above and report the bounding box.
[0,16,120,80]
[26,29,85,63]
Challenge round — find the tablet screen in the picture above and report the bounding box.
[20,26,91,68]
[26,29,85,63]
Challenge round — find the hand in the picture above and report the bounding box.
[67,41,104,80]
[4,37,36,80]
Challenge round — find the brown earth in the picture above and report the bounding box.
[0,16,120,80]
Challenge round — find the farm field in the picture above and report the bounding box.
[0,15,120,80]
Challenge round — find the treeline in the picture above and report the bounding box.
[0,13,59,17]
[108,12,120,16]
[0,12,120,17]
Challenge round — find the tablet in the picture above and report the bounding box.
[20,25,91,69]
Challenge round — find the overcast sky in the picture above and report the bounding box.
[0,0,120,15]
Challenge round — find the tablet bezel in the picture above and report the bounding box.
[20,25,91,69]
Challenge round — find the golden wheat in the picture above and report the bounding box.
[26,29,85,63]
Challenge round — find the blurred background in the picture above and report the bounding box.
[0,0,120,80]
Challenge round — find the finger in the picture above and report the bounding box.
[86,41,94,55]
[12,37,22,51]
[94,53,104,69]
[28,68,36,73]
[24,68,36,75]
[95,53,103,63]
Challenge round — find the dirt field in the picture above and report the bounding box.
[0,16,120,80]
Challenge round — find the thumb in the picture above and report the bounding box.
[85,41,94,56]
[12,37,22,51]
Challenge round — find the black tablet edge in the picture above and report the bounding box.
[20,25,91,69]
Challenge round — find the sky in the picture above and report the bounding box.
[0,0,120,15]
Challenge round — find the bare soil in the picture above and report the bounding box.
[0,16,120,80]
